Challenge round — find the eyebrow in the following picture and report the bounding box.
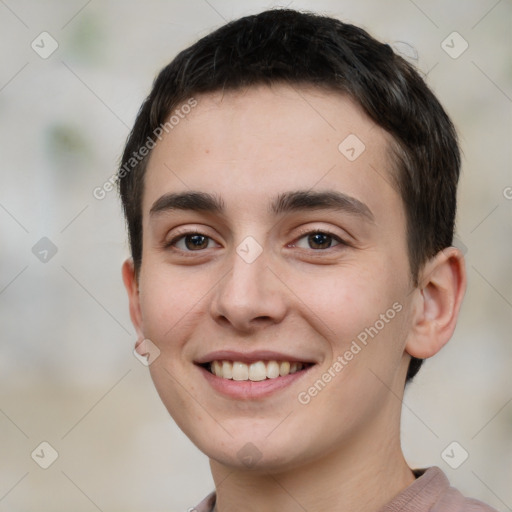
[149,190,374,223]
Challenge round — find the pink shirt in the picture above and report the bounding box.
[192,466,497,511]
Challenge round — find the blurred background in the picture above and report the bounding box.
[0,0,511,510]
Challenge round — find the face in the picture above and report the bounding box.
[124,84,418,472]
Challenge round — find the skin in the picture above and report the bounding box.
[122,84,466,512]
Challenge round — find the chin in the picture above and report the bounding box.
[190,421,324,474]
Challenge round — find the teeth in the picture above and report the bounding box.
[232,361,249,381]
[212,360,222,377]
[207,360,306,381]
[266,360,280,379]
[222,360,233,379]
[249,361,267,381]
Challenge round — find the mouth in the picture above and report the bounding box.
[194,351,317,399]
[200,359,313,382]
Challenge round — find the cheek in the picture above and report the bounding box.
[290,262,388,339]
[290,260,407,388]
[138,267,207,349]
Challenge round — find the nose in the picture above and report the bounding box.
[210,246,288,333]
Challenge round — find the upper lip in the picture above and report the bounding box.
[194,350,316,365]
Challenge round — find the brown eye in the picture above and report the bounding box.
[307,232,334,249]
[167,232,217,251]
[293,231,343,250]
[184,234,209,250]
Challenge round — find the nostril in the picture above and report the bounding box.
[254,315,273,323]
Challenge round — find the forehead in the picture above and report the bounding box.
[142,84,400,223]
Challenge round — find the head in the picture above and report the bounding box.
[119,9,465,472]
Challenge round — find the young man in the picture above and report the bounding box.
[118,9,497,512]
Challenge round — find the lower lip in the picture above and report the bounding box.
[198,365,313,400]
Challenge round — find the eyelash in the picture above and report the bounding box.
[290,228,348,250]
[164,228,348,253]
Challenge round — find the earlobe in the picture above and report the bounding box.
[122,258,144,338]
[405,247,467,360]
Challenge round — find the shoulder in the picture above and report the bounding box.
[191,491,216,512]
[192,467,498,512]
[380,466,498,512]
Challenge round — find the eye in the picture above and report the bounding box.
[167,232,218,251]
[292,230,345,250]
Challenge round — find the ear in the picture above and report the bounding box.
[122,258,144,339]
[405,246,467,359]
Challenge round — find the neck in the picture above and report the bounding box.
[209,402,415,512]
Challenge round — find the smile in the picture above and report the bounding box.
[195,351,316,399]
[205,360,309,381]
